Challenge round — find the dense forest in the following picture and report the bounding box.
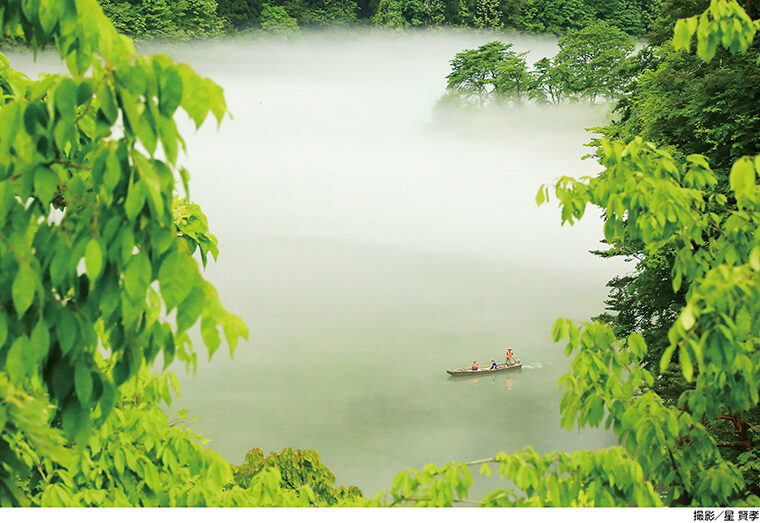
[0,0,759,509]
[97,0,662,38]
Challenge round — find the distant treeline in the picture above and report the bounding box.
[97,0,662,38]
[441,20,636,106]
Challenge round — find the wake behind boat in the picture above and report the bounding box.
[446,361,522,376]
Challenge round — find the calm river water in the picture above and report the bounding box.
[11,29,630,498]
[165,30,630,497]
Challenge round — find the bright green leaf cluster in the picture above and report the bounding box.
[540,137,760,505]
[22,364,307,507]
[383,461,474,507]
[0,0,246,506]
[233,447,364,506]
[379,447,661,507]
[672,0,758,61]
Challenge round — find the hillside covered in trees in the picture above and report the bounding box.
[96,0,663,38]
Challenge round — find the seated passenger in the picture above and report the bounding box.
[472,360,479,371]
[490,360,498,369]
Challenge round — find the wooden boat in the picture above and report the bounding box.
[446,361,522,376]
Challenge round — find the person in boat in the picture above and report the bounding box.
[490,359,498,369]
[472,360,479,371]
[506,348,515,365]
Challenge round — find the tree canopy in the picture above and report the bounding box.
[91,0,664,36]
[441,22,635,106]
[445,41,535,103]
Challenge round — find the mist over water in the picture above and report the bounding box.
[165,29,629,496]
[9,30,631,497]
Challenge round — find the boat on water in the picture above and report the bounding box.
[446,361,522,376]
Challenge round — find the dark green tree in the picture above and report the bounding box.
[215,0,260,29]
[259,3,301,32]
[531,56,573,103]
[445,41,538,104]
[373,0,446,27]
[99,0,225,38]
[553,20,635,101]
[473,0,503,28]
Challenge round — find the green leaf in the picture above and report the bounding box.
[551,318,566,342]
[177,284,204,332]
[535,185,546,205]
[628,332,647,356]
[124,179,147,222]
[77,80,93,106]
[138,107,158,156]
[729,156,756,195]
[97,82,118,124]
[169,372,180,397]
[6,337,29,384]
[201,316,221,357]
[124,252,151,302]
[54,77,78,118]
[114,448,125,475]
[85,238,104,282]
[119,89,141,136]
[178,65,210,128]
[696,30,717,62]
[603,217,616,242]
[49,248,70,288]
[158,66,183,117]
[74,362,93,405]
[103,151,122,193]
[56,309,78,355]
[0,182,14,220]
[12,264,37,316]
[207,79,227,125]
[680,304,695,330]
[680,346,693,382]
[660,344,676,373]
[29,321,50,364]
[98,379,117,423]
[750,246,760,271]
[158,115,181,165]
[34,166,59,207]
[0,313,7,349]
[222,312,248,354]
[673,18,695,51]
[133,154,164,218]
[159,251,196,311]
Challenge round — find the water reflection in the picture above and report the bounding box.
[447,367,523,387]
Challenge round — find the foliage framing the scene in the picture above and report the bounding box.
[0,0,250,506]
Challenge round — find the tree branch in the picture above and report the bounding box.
[717,441,753,451]
[667,447,692,506]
